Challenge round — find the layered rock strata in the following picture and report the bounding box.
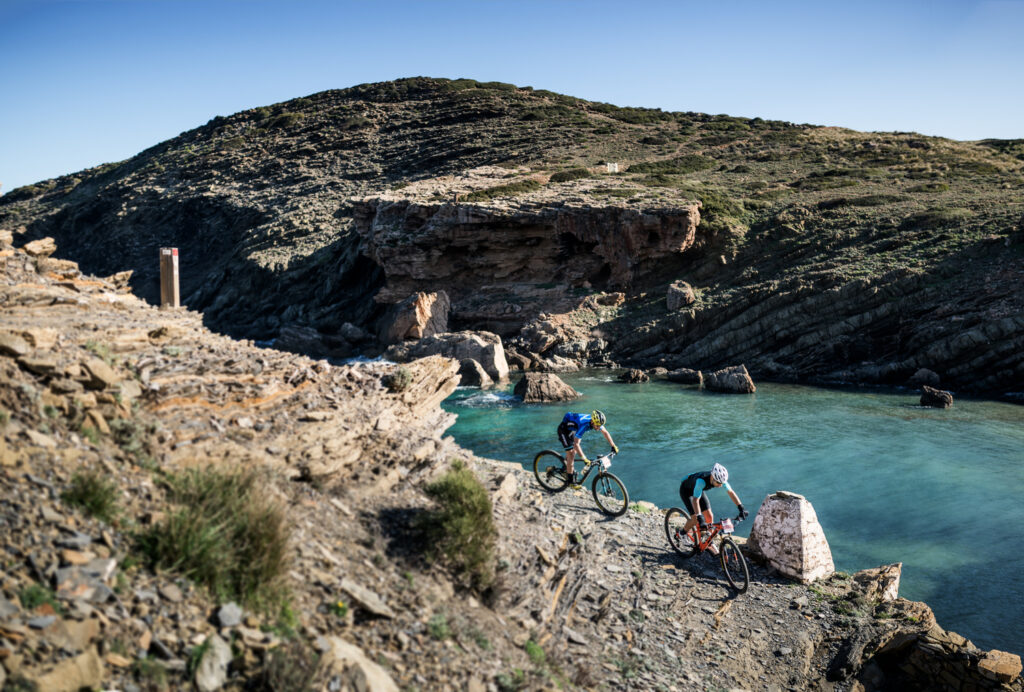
[354,198,700,334]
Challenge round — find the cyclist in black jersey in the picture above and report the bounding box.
[679,463,748,554]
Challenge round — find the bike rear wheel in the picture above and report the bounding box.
[533,450,570,492]
[720,537,749,594]
[591,472,628,516]
[664,507,699,558]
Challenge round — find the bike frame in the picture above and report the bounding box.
[574,451,615,484]
[693,518,741,553]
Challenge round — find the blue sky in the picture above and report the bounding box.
[1,0,1022,193]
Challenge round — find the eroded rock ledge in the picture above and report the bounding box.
[353,197,700,334]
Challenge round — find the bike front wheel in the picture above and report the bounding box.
[664,507,699,558]
[533,450,570,492]
[720,537,750,594]
[591,472,628,516]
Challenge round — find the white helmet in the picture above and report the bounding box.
[711,463,729,484]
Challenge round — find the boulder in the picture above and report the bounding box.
[514,372,580,402]
[618,368,649,384]
[0,331,31,358]
[920,385,953,408]
[23,236,57,258]
[666,280,696,310]
[81,358,120,390]
[666,367,703,386]
[378,291,450,344]
[978,650,1022,685]
[26,647,104,692]
[318,636,399,692]
[195,634,232,692]
[504,348,533,371]
[387,331,509,382]
[458,359,493,387]
[705,364,756,393]
[746,491,835,583]
[907,368,939,387]
[852,563,901,602]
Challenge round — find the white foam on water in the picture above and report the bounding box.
[455,391,520,408]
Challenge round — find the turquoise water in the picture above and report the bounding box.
[442,372,1024,655]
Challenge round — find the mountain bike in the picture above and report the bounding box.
[532,450,629,517]
[664,508,749,593]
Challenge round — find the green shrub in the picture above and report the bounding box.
[136,467,290,611]
[496,669,527,692]
[19,583,63,614]
[79,424,101,445]
[62,468,120,523]
[549,167,591,183]
[819,194,903,209]
[525,639,545,666]
[381,366,413,393]
[250,638,319,691]
[462,179,542,203]
[414,460,497,589]
[131,659,168,688]
[340,115,371,130]
[628,155,713,175]
[267,112,304,129]
[428,613,451,640]
[221,136,245,150]
[900,207,972,230]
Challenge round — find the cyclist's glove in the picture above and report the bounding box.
[696,516,707,530]
[737,504,749,520]
[611,445,619,454]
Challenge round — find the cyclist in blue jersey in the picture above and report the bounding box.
[679,463,748,554]
[557,410,618,483]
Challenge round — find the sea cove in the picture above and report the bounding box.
[444,373,1024,655]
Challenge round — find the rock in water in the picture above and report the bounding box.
[666,367,703,386]
[920,385,953,408]
[514,373,580,402]
[618,368,649,383]
[704,364,755,393]
[386,330,509,382]
[746,491,835,583]
[458,358,493,387]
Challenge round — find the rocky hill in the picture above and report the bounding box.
[1,231,1020,690]
[1,77,1022,398]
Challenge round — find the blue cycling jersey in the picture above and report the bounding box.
[562,412,595,439]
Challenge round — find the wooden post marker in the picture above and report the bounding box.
[159,247,180,308]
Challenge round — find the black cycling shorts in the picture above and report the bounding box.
[557,421,578,451]
[679,481,710,515]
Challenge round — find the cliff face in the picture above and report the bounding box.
[353,193,700,333]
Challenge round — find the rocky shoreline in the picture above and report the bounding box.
[2,232,1021,690]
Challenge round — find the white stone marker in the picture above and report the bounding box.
[746,490,835,583]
